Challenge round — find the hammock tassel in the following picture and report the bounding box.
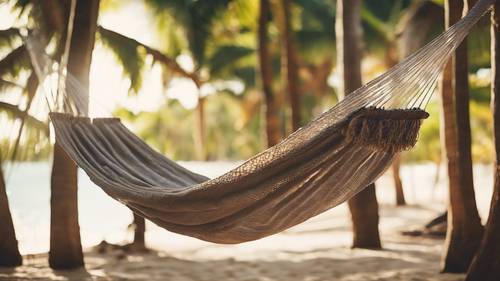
[343,107,429,153]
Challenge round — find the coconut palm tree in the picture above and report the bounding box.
[0,4,61,262]
[0,160,22,267]
[1,0,189,256]
[98,0,236,248]
[144,0,232,161]
[466,2,500,280]
[272,0,301,132]
[0,73,49,268]
[0,1,79,266]
[223,0,335,145]
[3,0,100,269]
[96,24,203,250]
[97,0,255,248]
[440,0,484,273]
[361,0,444,206]
[362,1,407,205]
[49,0,100,270]
[363,1,408,205]
[258,0,281,146]
[336,0,381,249]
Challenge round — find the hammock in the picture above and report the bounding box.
[26,0,495,244]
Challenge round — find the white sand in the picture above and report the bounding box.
[0,204,467,281]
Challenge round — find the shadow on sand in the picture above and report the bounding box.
[0,237,464,281]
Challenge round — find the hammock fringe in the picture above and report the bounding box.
[343,107,429,153]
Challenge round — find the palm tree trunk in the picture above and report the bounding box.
[279,0,301,132]
[392,155,406,205]
[466,3,500,280]
[348,185,381,248]
[132,213,146,250]
[50,145,83,269]
[258,0,281,147]
[440,0,483,273]
[335,0,381,249]
[195,95,207,160]
[0,72,39,269]
[49,0,100,270]
[384,46,406,206]
[0,164,22,267]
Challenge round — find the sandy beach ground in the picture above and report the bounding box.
[0,204,463,281]
[0,163,494,280]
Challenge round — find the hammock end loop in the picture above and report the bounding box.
[343,107,429,153]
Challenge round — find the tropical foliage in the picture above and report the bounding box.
[0,0,494,163]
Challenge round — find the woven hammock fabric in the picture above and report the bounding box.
[28,0,496,243]
[50,110,399,243]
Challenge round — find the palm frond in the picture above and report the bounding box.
[13,0,32,17]
[155,14,187,57]
[208,45,254,76]
[0,28,21,49]
[145,0,232,66]
[0,102,48,134]
[233,66,255,88]
[295,0,335,32]
[0,45,29,78]
[8,69,39,162]
[188,0,231,65]
[295,30,334,62]
[98,26,202,86]
[98,26,145,93]
[0,78,23,92]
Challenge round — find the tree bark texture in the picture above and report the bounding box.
[466,2,500,280]
[440,0,484,273]
[49,0,100,270]
[335,0,381,249]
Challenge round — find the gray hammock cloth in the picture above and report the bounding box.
[29,0,495,243]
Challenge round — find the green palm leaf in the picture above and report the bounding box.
[0,45,29,78]
[0,78,23,92]
[0,102,48,135]
[145,0,232,66]
[0,28,21,49]
[208,45,254,76]
[98,27,146,93]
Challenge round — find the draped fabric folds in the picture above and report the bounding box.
[50,111,396,243]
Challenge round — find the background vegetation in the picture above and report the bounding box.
[0,0,493,164]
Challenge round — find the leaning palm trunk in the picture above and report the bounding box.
[466,3,500,280]
[336,0,381,248]
[258,0,281,147]
[49,0,100,269]
[0,164,22,267]
[440,0,484,273]
[275,0,301,132]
